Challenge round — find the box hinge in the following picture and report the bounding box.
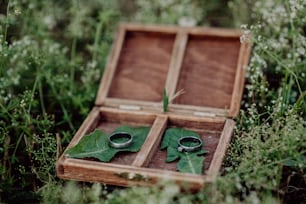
[119,104,141,111]
[193,111,216,117]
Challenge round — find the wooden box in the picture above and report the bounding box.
[56,23,251,190]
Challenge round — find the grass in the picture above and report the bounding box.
[0,0,305,203]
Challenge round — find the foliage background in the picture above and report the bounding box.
[0,0,305,203]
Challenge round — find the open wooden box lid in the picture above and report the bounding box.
[96,23,251,118]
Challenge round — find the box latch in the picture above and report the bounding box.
[119,105,142,111]
[193,111,216,117]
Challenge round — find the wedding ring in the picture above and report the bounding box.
[108,132,133,149]
[177,136,202,152]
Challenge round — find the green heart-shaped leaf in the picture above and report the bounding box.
[65,126,150,162]
[178,152,205,174]
[163,89,169,112]
[161,127,207,174]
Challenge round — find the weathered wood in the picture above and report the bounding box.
[57,111,227,189]
[95,24,250,116]
[57,157,206,190]
[121,23,180,33]
[185,26,242,37]
[104,98,162,112]
[148,114,224,173]
[121,22,242,37]
[107,30,175,102]
[173,35,241,111]
[229,41,252,116]
[165,31,188,99]
[95,26,126,105]
[169,104,228,117]
[205,119,235,181]
[57,23,252,191]
[132,115,168,167]
[98,107,156,125]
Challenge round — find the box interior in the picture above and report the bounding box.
[173,34,241,110]
[69,108,225,175]
[103,28,244,115]
[108,31,175,102]
[81,110,156,165]
[147,116,225,174]
[58,25,251,189]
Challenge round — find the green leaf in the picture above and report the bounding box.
[65,129,113,161]
[178,152,205,174]
[65,126,150,162]
[160,128,207,174]
[163,89,169,112]
[283,155,306,168]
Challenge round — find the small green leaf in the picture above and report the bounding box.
[177,152,205,174]
[160,127,207,174]
[283,155,306,168]
[65,126,150,162]
[65,129,113,161]
[163,89,169,112]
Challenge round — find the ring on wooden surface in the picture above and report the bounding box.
[177,136,202,152]
[108,132,133,149]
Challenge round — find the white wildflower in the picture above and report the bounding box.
[178,16,196,27]
[128,172,135,179]
[43,15,56,29]
[240,30,252,43]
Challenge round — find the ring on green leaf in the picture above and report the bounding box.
[177,136,202,152]
[108,132,133,149]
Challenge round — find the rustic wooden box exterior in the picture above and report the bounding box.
[56,23,251,190]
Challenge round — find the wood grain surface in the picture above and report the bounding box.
[108,31,175,102]
[148,115,224,173]
[174,35,241,109]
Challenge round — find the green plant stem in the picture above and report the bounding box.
[0,100,33,177]
[28,73,39,115]
[45,77,75,130]
[38,75,47,117]
[256,42,303,98]
[283,2,297,111]
[0,101,13,119]
[11,132,25,163]
[280,71,290,116]
[2,136,10,179]
[3,0,11,42]
[294,90,306,112]
[70,37,77,92]
[93,18,103,61]
[10,125,33,181]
